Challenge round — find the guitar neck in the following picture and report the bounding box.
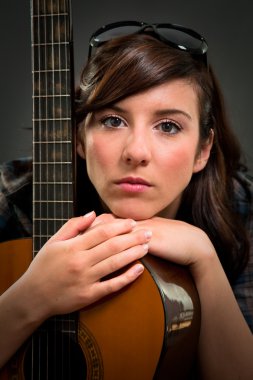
[31,0,75,256]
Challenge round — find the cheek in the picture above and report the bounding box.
[159,144,197,176]
[85,133,115,174]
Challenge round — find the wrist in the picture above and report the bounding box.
[188,227,218,283]
[12,273,51,328]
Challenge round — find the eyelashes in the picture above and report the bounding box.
[100,115,126,128]
[155,120,181,135]
[99,114,182,135]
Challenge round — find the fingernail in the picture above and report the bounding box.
[134,263,144,275]
[142,243,149,252]
[83,211,95,218]
[145,230,152,239]
[130,219,137,228]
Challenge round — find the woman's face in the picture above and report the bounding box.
[77,79,213,220]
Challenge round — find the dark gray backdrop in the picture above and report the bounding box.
[1,0,253,173]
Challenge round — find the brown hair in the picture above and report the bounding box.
[75,33,249,282]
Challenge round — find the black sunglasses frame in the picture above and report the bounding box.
[88,20,208,65]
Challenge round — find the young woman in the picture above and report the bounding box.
[0,22,252,379]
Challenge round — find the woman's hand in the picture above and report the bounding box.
[0,211,151,367]
[134,216,216,275]
[19,211,151,320]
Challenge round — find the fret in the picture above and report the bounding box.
[33,97,71,119]
[34,219,69,236]
[33,218,69,221]
[33,189,73,204]
[32,15,71,45]
[32,45,70,71]
[34,217,68,223]
[34,164,73,182]
[33,117,71,120]
[33,68,70,73]
[34,162,72,165]
[34,181,72,184]
[33,95,70,98]
[33,220,70,238]
[33,120,71,141]
[33,118,71,123]
[34,140,72,143]
[33,237,51,251]
[33,0,69,15]
[33,71,71,95]
[34,202,72,219]
[34,142,72,162]
[32,42,70,47]
[33,13,69,18]
[34,200,73,203]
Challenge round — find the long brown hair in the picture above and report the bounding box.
[75,33,249,282]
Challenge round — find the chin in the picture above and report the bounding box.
[111,206,156,221]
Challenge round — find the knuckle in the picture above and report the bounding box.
[67,255,83,275]
[108,238,121,252]
[107,257,120,273]
[98,225,111,240]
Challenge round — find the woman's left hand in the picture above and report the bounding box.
[134,217,215,268]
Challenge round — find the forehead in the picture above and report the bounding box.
[115,79,200,118]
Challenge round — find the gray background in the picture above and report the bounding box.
[1,0,253,173]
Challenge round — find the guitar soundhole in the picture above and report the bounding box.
[23,331,87,379]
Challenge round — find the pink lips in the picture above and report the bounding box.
[115,177,151,193]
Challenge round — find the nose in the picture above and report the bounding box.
[122,129,151,166]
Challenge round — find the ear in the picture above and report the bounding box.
[193,129,214,173]
[76,124,86,160]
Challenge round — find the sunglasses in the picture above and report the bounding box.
[88,20,208,65]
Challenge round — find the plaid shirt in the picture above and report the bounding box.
[0,157,252,332]
[0,157,32,242]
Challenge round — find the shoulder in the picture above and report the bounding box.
[232,171,253,224]
[0,157,32,195]
[0,157,32,242]
[232,170,253,332]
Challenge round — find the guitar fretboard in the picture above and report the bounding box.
[31,0,75,254]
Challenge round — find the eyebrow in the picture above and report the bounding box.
[104,105,192,121]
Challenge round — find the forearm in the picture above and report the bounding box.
[193,253,253,380]
[0,276,46,368]
[135,218,253,379]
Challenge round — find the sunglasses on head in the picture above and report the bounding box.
[88,20,208,65]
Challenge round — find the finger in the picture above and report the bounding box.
[90,229,152,265]
[75,218,137,250]
[92,261,145,301]
[90,213,116,227]
[95,242,149,279]
[48,211,96,243]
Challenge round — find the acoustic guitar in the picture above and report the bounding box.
[0,0,200,378]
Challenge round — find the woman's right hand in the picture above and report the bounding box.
[18,211,151,321]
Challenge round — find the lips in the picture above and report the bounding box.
[115,177,152,193]
[115,177,151,186]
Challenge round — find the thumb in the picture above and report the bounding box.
[48,211,96,242]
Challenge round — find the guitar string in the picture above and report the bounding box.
[51,0,57,378]
[31,0,35,376]
[63,0,70,377]
[33,0,42,378]
[57,0,64,377]
[43,0,49,377]
[44,1,48,378]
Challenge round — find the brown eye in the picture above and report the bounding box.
[102,116,124,128]
[159,121,181,134]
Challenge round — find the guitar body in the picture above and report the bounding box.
[0,239,200,379]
